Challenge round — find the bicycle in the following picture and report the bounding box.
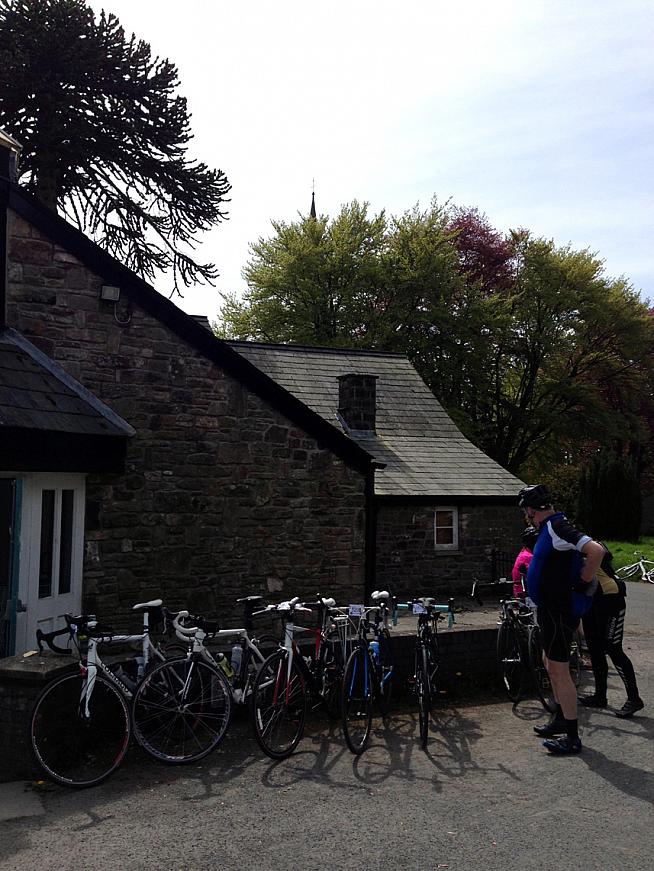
[250,596,352,759]
[615,553,654,584]
[131,597,281,762]
[30,599,210,788]
[471,578,581,713]
[396,596,454,749]
[341,590,395,755]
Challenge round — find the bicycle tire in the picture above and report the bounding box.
[527,624,557,713]
[377,628,394,715]
[342,646,373,755]
[615,563,640,580]
[320,629,345,720]
[30,672,131,788]
[254,633,281,657]
[496,621,527,702]
[132,658,232,763]
[416,645,431,749]
[251,650,307,759]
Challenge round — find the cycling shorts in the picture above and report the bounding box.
[537,607,579,663]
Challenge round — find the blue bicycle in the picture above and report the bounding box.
[341,591,394,755]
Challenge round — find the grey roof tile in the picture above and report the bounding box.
[228,341,521,498]
[0,328,135,438]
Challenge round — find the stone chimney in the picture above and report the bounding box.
[337,373,378,433]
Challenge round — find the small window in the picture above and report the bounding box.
[434,507,458,550]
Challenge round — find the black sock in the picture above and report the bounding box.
[550,704,564,723]
[565,718,578,740]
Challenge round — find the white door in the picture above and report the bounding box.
[15,474,85,653]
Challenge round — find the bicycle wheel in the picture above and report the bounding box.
[320,630,345,720]
[377,628,394,715]
[251,650,307,759]
[414,645,431,749]
[527,624,557,713]
[132,658,232,763]
[30,672,130,788]
[342,647,373,755]
[615,563,639,580]
[496,621,527,702]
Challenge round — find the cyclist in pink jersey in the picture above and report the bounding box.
[511,527,538,598]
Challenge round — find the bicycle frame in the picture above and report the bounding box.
[172,616,274,704]
[37,609,171,715]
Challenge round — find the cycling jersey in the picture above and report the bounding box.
[526,513,591,611]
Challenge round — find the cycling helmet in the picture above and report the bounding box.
[521,526,539,551]
[517,484,552,510]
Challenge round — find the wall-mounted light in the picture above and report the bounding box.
[100,285,121,302]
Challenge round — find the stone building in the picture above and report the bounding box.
[0,134,522,656]
[0,137,376,655]
[227,342,523,598]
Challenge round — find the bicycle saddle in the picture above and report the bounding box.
[371,590,390,602]
[132,599,163,611]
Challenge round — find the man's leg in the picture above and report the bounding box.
[546,657,577,719]
[540,614,582,754]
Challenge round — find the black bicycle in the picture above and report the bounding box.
[397,597,454,749]
[471,578,581,712]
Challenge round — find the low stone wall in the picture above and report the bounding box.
[0,625,500,784]
[0,654,77,783]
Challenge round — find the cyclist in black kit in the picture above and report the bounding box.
[580,548,644,718]
[519,484,605,755]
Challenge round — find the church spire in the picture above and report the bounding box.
[309,181,316,219]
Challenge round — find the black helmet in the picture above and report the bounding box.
[518,484,552,510]
[521,526,539,550]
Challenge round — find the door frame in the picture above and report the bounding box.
[10,473,86,654]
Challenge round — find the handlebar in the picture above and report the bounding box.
[469,577,516,605]
[36,624,74,655]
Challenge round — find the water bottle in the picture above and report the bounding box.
[231,643,242,676]
[370,640,380,664]
[216,652,234,679]
[135,656,145,680]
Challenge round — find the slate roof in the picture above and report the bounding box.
[227,341,522,499]
[0,328,135,438]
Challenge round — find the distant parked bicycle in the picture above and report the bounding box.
[615,553,654,584]
[395,596,454,749]
[341,590,395,755]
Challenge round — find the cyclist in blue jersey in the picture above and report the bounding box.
[518,484,605,755]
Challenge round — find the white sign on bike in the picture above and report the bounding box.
[412,603,426,614]
[348,604,364,617]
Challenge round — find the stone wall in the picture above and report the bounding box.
[375,503,521,598]
[6,211,368,624]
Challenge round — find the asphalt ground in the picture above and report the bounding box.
[1,583,652,871]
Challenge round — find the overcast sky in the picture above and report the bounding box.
[88,0,654,319]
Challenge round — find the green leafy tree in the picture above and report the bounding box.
[479,233,654,473]
[0,0,230,292]
[219,200,654,478]
[577,451,642,539]
[219,201,394,346]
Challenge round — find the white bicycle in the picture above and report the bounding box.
[615,553,654,584]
